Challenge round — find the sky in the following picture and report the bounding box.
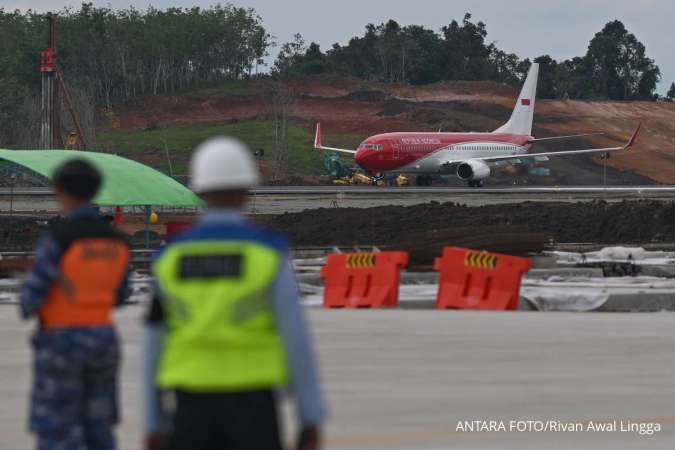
[5,0,674,94]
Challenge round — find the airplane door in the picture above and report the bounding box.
[392,140,401,159]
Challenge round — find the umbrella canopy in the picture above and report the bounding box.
[0,149,202,207]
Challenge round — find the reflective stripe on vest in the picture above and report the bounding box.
[154,240,288,391]
[40,238,130,328]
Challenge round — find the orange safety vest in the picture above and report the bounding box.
[39,238,130,328]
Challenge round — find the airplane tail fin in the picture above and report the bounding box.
[494,62,539,136]
[314,122,322,148]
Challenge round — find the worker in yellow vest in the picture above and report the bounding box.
[144,137,326,450]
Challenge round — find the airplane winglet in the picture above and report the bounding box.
[314,122,322,149]
[312,122,357,154]
[625,123,641,149]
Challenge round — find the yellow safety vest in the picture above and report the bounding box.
[153,239,288,391]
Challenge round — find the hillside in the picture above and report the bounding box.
[97,76,675,185]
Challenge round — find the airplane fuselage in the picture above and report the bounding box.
[354,132,532,175]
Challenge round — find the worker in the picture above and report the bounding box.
[144,137,326,450]
[20,159,131,450]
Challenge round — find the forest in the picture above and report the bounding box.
[275,14,664,102]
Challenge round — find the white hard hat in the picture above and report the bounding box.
[190,137,260,193]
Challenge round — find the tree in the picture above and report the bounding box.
[267,83,293,181]
[441,13,492,81]
[555,57,591,99]
[273,33,306,77]
[490,48,525,86]
[0,4,272,110]
[303,13,523,86]
[0,76,30,147]
[667,82,675,101]
[533,55,558,99]
[400,25,444,85]
[584,20,660,100]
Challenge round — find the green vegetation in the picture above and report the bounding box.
[668,83,675,101]
[98,120,365,176]
[0,4,269,106]
[276,16,661,101]
[0,4,271,147]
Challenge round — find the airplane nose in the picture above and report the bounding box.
[354,149,366,166]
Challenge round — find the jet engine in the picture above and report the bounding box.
[456,159,490,181]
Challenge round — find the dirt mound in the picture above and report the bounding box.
[0,216,46,251]
[265,200,675,250]
[342,90,389,102]
[104,74,675,184]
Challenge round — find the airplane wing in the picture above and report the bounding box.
[314,123,357,154]
[480,124,640,163]
[528,132,604,143]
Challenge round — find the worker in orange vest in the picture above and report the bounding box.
[20,159,131,450]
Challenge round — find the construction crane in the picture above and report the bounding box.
[39,13,87,150]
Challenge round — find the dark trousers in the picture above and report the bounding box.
[30,327,119,450]
[170,390,283,450]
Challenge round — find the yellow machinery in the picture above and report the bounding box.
[395,174,410,186]
[332,172,409,186]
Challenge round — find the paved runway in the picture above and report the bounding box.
[1,185,674,214]
[248,185,675,213]
[253,185,675,195]
[1,306,674,449]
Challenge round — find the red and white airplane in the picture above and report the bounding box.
[314,63,640,186]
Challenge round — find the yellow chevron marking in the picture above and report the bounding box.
[464,251,498,269]
[346,253,377,269]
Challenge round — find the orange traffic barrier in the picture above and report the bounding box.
[321,251,408,308]
[434,247,531,310]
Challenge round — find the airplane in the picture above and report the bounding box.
[314,62,640,187]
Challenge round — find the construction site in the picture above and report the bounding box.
[2,8,675,450]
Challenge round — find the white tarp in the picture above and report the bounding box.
[548,246,675,266]
[521,287,610,311]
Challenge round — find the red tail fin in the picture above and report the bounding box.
[314,123,322,148]
[625,123,641,149]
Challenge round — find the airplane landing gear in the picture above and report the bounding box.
[416,175,433,186]
[467,180,484,188]
[371,175,385,186]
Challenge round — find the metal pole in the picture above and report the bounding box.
[56,67,86,149]
[48,14,62,149]
[603,153,607,203]
[9,173,15,218]
[144,205,151,249]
